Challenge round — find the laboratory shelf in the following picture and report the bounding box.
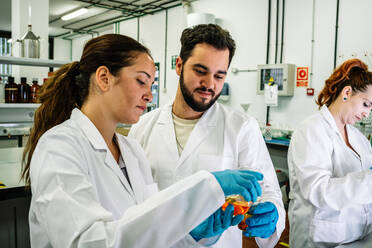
[0,56,70,67]
[0,103,40,108]
[264,138,290,147]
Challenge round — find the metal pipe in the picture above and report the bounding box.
[137,17,140,41]
[266,0,271,64]
[309,0,316,87]
[275,0,279,64]
[280,0,285,63]
[84,3,181,33]
[334,0,340,69]
[266,0,272,126]
[163,9,168,93]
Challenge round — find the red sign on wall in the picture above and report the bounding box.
[297,67,309,80]
[296,67,309,87]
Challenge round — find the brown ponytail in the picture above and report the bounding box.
[316,58,372,108]
[21,34,151,185]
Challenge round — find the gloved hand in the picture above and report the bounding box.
[212,169,263,202]
[370,166,372,169]
[243,202,279,238]
[190,204,244,242]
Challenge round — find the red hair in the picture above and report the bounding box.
[316,58,372,108]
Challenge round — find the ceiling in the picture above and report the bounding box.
[1,0,186,39]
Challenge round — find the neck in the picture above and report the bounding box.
[328,101,346,135]
[172,86,204,120]
[81,99,117,146]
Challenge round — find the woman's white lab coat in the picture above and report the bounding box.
[288,106,372,247]
[29,108,225,248]
[129,102,285,248]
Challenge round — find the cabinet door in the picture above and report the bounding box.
[0,202,16,248]
[0,196,31,248]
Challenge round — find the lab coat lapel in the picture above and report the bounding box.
[156,104,180,161]
[117,137,144,203]
[178,103,218,166]
[103,151,136,199]
[70,109,136,198]
[320,107,361,160]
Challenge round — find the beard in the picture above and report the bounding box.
[179,67,221,112]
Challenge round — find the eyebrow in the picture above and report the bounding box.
[193,63,227,75]
[363,98,372,105]
[137,71,151,78]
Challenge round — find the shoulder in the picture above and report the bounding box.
[291,111,331,147]
[216,103,259,129]
[38,119,86,149]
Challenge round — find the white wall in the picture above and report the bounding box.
[66,0,372,129]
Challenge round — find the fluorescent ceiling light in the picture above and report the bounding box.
[61,8,88,21]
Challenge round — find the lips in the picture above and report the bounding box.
[196,90,213,98]
[137,106,146,111]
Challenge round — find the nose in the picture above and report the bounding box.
[365,110,371,118]
[201,73,215,89]
[143,86,153,103]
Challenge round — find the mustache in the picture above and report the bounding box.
[194,87,215,96]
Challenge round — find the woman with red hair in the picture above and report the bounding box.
[288,58,372,247]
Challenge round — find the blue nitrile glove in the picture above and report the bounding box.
[212,169,263,202]
[243,202,279,238]
[190,204,244,242]
[370,166,372,169]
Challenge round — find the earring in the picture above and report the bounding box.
[343,97,347,101]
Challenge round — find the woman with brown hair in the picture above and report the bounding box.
[288,58,372,247]
[21,34,263,247]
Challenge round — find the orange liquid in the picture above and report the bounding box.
[221,201,251,215]
[221,195,253,231]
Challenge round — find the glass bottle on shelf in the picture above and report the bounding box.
[19,77,30,103]
[30,78,40,103]
[0,76,4,103]
[5,76,18,103]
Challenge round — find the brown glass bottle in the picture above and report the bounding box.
[18,77,30,103]
[5,76,18,103]
[30,78,40,103]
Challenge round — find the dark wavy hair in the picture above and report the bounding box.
[21,34,151,185]
[179,24,236,66]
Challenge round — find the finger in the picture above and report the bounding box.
[237,186,252,202]
[213,208,222,233]
[243,224,276,238]
[248,202,275,215]
[245,212,275,226]
[231,214,244,226]
[238,170,264,180]
[205,213,214,236]
[222,204,234,229]
[236,178,257,202]
[253,180,262,197]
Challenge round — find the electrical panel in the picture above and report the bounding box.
[256,64,296,96]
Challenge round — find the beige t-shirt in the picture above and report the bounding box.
[172,112,199,156]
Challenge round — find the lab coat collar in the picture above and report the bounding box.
[158,101,219,126]
[177,103,218,164]
[70,108,108,150]
[70,109,136,196]
[116,137,142,202]
[320,106,342,135]
[320,106,361,159]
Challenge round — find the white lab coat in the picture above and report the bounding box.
[29,108,226,248]
[288,106,372,247]
[129,102,285,248]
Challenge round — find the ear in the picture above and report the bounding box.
[94,66,112,92]
[342,85,353,99]
[175,56,183,76]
